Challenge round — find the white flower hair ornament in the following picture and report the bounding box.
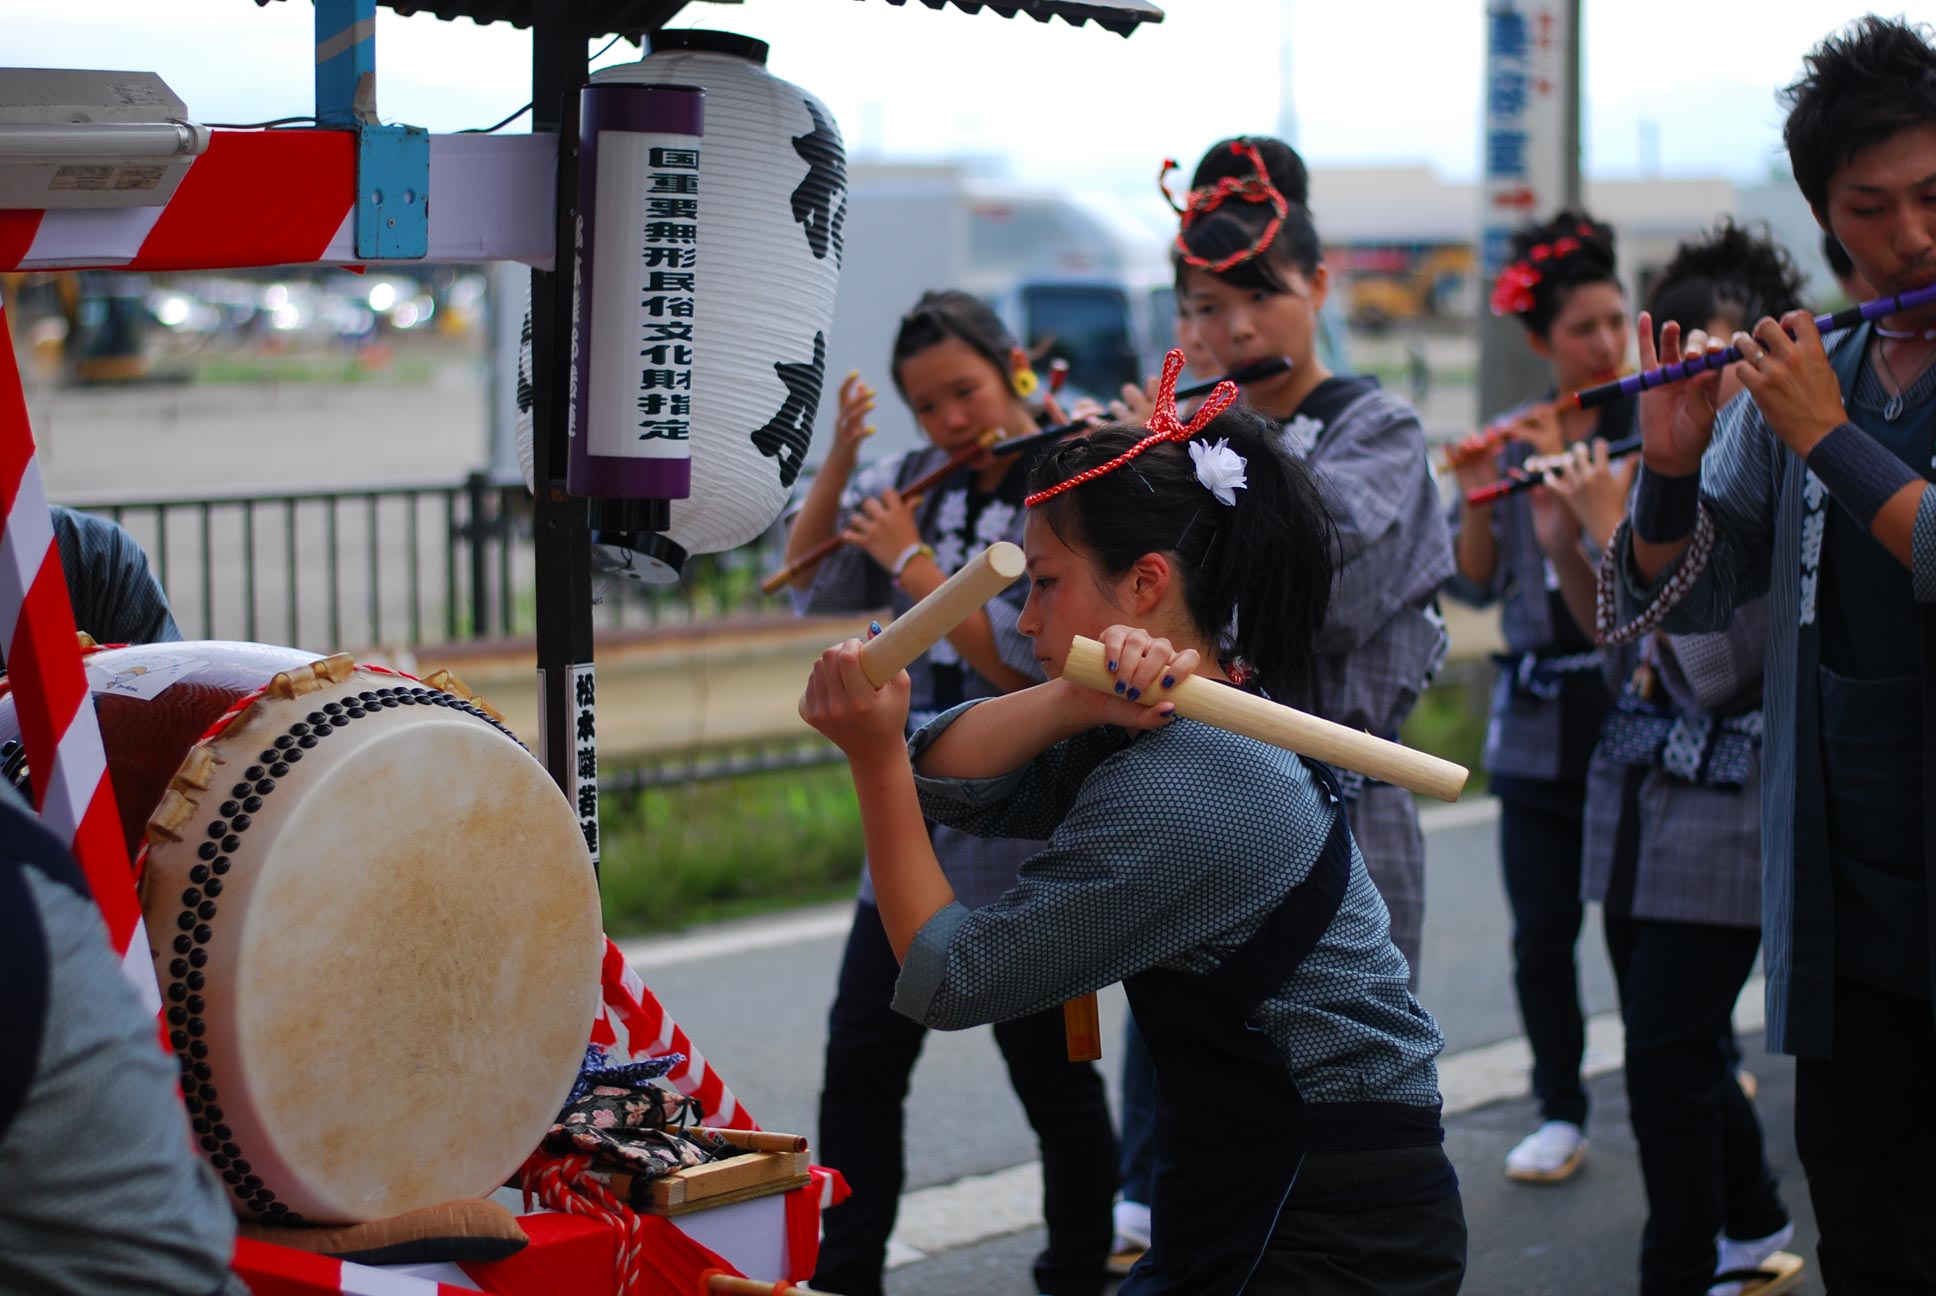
[1189,438,1248,506]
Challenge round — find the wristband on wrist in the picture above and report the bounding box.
[1805,422,1920,527]
[891,543,935,580]
[1632,465,1702,544]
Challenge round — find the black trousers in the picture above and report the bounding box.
[812,901,1117,1296]
[1795,978,1936,1292]
[1604,914,1787,1295]
[1493,776,1591,1127]
[1248,1147,1467,1295]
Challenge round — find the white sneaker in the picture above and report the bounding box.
[1504,1120,1586,1182]
[1109,1199,1151,1274]
[1711,1222,1804,1296]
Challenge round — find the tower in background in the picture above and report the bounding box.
[1275,0,1298,148]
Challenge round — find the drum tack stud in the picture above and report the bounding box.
[76,631,96,650]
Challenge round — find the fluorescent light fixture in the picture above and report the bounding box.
[0,121,209,160]
[0,69,207,209]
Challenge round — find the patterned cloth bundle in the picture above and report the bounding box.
[545,1053,719,1183]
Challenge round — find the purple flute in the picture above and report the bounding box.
[1574,280,1936,409]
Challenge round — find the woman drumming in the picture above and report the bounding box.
[1109,136,1453,1267]
[1539,223,1803,1296]
[781,291,1117,1296]
[1445,211,1631,1183]
[800,358,1466,1295]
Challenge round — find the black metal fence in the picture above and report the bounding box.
[59,473,780,654]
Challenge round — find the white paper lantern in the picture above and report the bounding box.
[589,30,847,582]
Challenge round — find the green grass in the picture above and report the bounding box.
[594,669,1497,936]
[597,759,863,935]
[1400,665,1493,798]
[192,354,437,386]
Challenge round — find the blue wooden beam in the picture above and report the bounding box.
[315,0,378,129]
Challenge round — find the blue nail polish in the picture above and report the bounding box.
[1126,687,1141,702]
[868,620,882,637]
[1114,681,1126,694]
[1106,660,1117,672]
[1161,675,1175,688]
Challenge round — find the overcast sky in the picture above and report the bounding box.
[8,0,1933,214]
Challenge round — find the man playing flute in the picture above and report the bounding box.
[1602,17,1936,1290]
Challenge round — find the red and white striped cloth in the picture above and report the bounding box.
[0,130,555,274]
[0,301,159,1012]
[594,939,758,1131]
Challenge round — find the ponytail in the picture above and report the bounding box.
[1026,406,1337,707]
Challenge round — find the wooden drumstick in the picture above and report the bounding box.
[689,1128,809,1154]
[855,542,1026,687]
[707,1276,791,1294]
[1062,637,1470,802]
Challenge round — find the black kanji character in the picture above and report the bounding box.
[750,331,826,488]
[789,99,846,262]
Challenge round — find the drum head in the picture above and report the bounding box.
[227,712,600,1222]
[116,649,602,1225]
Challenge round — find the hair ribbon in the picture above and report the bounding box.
[1024,350,1240,508]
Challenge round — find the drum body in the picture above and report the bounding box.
[1,641,603,1225]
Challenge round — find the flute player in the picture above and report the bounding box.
[1603,17,1936,1290]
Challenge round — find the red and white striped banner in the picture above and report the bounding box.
[0,301,159,1010]
[0,130,556,274]
[595,938,758,1131]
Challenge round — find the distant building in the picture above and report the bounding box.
[1303,165,1823,326]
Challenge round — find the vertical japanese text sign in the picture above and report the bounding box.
[1481,1,1576,281]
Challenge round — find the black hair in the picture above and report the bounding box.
[890,289,1019,399]
[1647,220,1806,339]
[1506,209,1618,338]
[1783,16,1936,216]
[1174,135,1323,297]
[1822,229,1857,283]
[1026,406,1338,709]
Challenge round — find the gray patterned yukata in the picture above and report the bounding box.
[2,507,180,672]
[1581,603,1769,928]
[897,703,1446,1109]
[1609,323,1936,1053]
[1278,378,1454,981]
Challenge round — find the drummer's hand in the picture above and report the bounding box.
[843,488,922,571]
[799,639,910,759]
[830,372,878,463]
[1054,625,1194,731]
[1637,311,1724,477]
